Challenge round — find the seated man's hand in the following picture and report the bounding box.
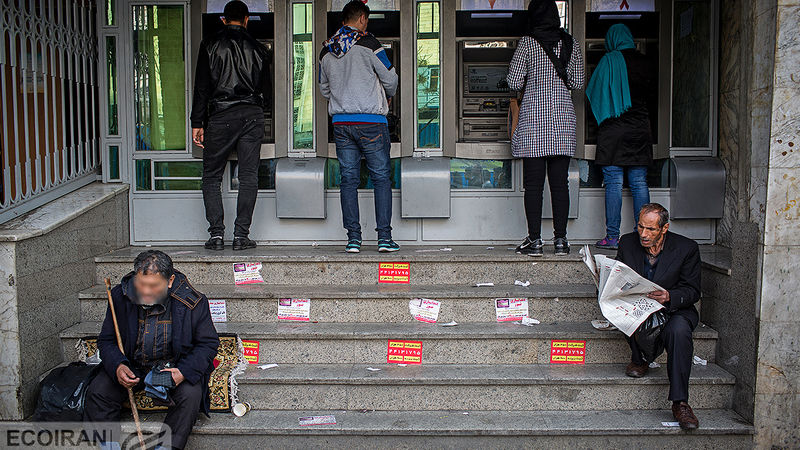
[163,367,184,386]
[116,364,140,388]
[647,290,670,305]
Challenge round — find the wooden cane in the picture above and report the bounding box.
[104,278,145,450]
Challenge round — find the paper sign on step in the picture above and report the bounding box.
[550,340,586,364]
[208,299,227,322]
[299,415,336,426]
[409,298,440,323]
[233,262,264,285]
[277,298,311,321]
[387,340,422,364]
[378,262,410,284]
[241,340,260,364]
[495,298,529,322]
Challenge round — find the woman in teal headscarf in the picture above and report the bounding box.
[586,23,655,250]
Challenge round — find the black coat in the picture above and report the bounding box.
[615,231,701,325]
[96,271,220,416]
[595,49,656,167]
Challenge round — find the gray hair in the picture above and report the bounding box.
[133,250,174,280]
[639,203,670,228]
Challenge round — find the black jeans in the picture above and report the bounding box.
[202,105,264,238]
[84,368,204,449]
[522,156,571,240]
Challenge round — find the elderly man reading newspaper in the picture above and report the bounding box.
[581,203,701,430]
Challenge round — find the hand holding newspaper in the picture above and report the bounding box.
[580,245,666,336]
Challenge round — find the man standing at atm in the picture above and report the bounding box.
[191,1,271,251]
[319,0,399,253]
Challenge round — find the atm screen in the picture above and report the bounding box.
[467,65,510,93]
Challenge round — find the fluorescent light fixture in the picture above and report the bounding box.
[470,12,514,19]
[598,14,642,20]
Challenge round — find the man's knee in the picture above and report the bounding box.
[172,381,203,407]
[662,315,693,345]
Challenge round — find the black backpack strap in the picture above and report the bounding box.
[533,32,573,89]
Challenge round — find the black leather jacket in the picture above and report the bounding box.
[190,25,271,128]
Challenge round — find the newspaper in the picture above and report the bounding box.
[580,245,666,337]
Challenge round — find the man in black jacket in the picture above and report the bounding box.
[84,250,220,449]
[190,0,271,251]
[615,203,701,430]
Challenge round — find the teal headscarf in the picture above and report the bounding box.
[585,24,636,125]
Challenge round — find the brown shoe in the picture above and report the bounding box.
[672,402,700,430]
[625,362,649,378]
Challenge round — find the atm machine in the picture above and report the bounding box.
[194,12,275,159]
[452,8,580,218]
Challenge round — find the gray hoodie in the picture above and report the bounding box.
[318,26,398,124]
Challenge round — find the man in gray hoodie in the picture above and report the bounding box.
[319,0,399,253]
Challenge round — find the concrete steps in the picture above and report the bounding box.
[73,245,751,447]
[77,283,599,323]
[59,321,718,365]
[231,363,734,411]
[128,409,754,448]
[93,245,592,285]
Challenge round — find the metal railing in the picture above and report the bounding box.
[0,0,101,223]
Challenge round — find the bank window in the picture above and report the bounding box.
[230,160,279,190]
[450,159,512,189]
[671,0,712,149]
[324,159,402,190]
[132,5,187,151]
[416,1,440,149]
[330,0,395,9]
[108,146,120,181]
[135,159,152,191]
[106,36,119,135]
[106,0,116,26]
[206,0,273,12]
[151,161,203,190]
[292,3,314,150]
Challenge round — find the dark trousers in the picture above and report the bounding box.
[522,156,571,240]
[84,369,203,450]
[333,123,393,241]
[202,105,264,238]
[628,310,698,402]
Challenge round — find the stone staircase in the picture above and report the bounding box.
[59,246,753,448]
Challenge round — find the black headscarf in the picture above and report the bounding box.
[526,0,572,84]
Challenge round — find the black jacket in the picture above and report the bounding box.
[97,271,220,416]
[595,49,656,167]
[615,231,701,323]
[190,25,271,128]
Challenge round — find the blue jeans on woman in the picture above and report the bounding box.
[333,123,393,241]
[602,165,650,239]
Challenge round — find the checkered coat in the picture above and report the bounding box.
[507,35,585,158]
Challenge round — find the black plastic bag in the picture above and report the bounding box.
[633,309,670,363]
[33,362,101,422]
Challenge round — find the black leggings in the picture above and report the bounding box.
[522,156,571,240]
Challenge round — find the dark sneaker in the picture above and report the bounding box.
[595,236,619,250]
[377,239,400,252]
[232,237,257,251]
[345,239,362,253]
[672,402,700,430]
[516,237,543,257]
[204,236,224,251]
[554,237,570,256]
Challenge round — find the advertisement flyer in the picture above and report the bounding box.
[378,262,410,284]
[233,262,265,285]
[408,298,441,323]
[494,298,529,322]
[550,340,586,364]
[208,299,227,323]
[277,298,311,321]
[387,339,423,364]
[241,340,260,364]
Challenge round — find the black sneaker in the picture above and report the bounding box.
[516,237,543,257]
[377,239,400,252]
[554,237,570,256]
[204,236,224,251]
[232,236,257,251]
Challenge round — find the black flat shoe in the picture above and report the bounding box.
[516,237,543,257]
[554,237,570,256]
[204,237,224,251]
[232,237,257,251]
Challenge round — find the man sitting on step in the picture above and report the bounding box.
[615,203,701,430]
[84,250,220,449]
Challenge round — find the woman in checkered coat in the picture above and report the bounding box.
[507,0,584,257]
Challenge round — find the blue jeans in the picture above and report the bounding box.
[602,165,650,239]
[333,123,393,240]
